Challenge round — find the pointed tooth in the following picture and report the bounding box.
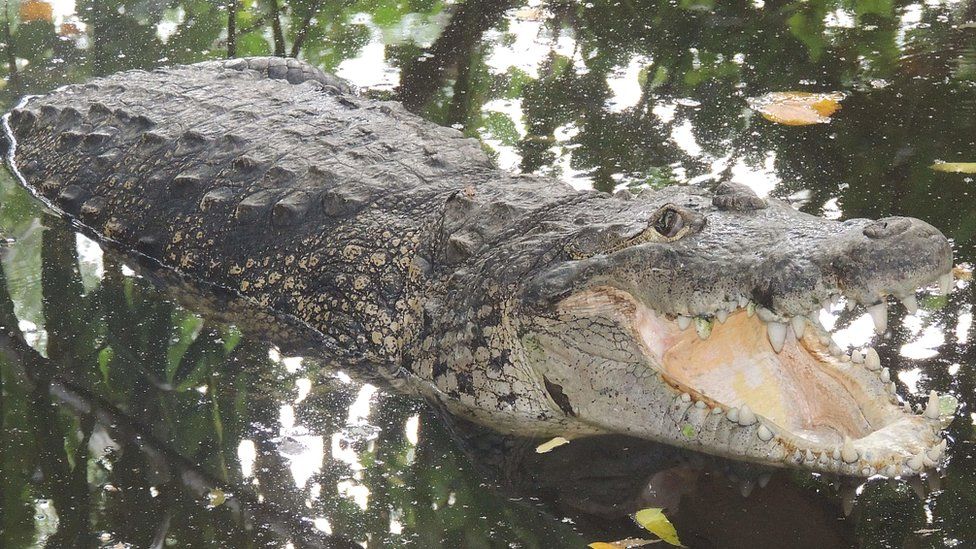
[805,449,815,462]
[832,448,841,460]
[715,309,729,324]
[867,302,888,334]
[927,440,947,461]
[901,295,918,314]
[695,317,713,340]
[711,406,724,415]
[680,392,692,403]
[791,316,806,339]
[740,479,754,498]
[766,321,787,353]
[830,294,841,307]
[841,437,858,463]
[757,424,773,441]
[726,407,739,423]
[924,390,940,419]
[938,273,953,295]
[883,465,899,477]
[694,400,707,409]
[747,302,756,317]
[880,367,891,383]
[864,348,881,371]
[887,381,897,394]
[851,349,865,364]
[846,299,857,311]
[737,295,749,309]
[677,315,692,330]
[738,404,757,426]
[907,453,924,471]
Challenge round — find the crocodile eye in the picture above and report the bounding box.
[653,207,684,238]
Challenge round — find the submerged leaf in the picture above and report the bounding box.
[748,91,846,125]
[953,265,973,281]
[634,508,683,546]
[931,162,976,173]
[207,488,226,507]
[535,436,570,453]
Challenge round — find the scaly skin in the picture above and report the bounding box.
[3,57,957,476]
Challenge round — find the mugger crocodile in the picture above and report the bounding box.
[2,57,958,477]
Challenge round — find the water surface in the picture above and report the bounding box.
[1,0,975,547]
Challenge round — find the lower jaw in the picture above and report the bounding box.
[638,310,948,477]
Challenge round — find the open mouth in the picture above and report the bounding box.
[561,277,956,477]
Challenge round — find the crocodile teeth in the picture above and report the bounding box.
[867,302,887,334]
[695,317,713,340]
[924,390,940,419]
[887,381,897,394]
[677,315,692,330]
[864,348,881,371]
[757,424,773,441]
[680,392,692,403]
[879,367,891,383]
[901,295,918,314]
[851,349,865,364]
[907,453,924,472]
[715,309,729,324]
[790,316,806,339]
[747,302,756,317]
[766,321,787,353]
[726,407,739,423]
[738,404,757,426]
[927,440,947,461]
[841,437,858,463]
[938,273,953,295]
[883,464,899,477]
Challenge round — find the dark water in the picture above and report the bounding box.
[0,1,975,547]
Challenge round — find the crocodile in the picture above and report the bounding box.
[2,57,957,477]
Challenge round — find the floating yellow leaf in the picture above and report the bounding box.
[748,91,846,126]
[19,0,53,23]
[589,539,659,548]
[954,265,973,281]
[535,436,570,453]
[930,162,976,173]
[634,508,683,547]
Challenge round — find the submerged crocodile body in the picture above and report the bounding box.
[3,57,957,477]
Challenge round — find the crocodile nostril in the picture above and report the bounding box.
[863,217,912,239]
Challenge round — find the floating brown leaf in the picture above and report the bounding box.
[749,91,846,126]
[19,0,53,23]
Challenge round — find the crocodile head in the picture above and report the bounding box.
[519,183,955,477]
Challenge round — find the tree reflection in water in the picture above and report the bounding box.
[0,0,975,547]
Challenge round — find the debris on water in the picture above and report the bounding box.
[634,508,683,546]
[207,488,227,508]
[930,162,976,173]
[748,91,846,125]
[535,436,570,453]
[589,539,661,548]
